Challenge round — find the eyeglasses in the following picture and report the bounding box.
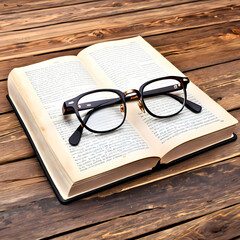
[63,76,202,146]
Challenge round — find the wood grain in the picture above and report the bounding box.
[0,158,52,212]
[0,0,194,32]
[0,20,239,81]
[0,157,239,239]
[0,0,97,14]
[0,81,11,113]
[0,112,19,132]
[187,60,240,90]
[0,0,239,61]
[151,22,240,72]
[53,202,240,240]
[0,127,35,164]
[1,1,240,239]
[204,81,240,111]
[141,204,240,240]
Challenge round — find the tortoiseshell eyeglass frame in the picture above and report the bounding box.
[63,76,202,146]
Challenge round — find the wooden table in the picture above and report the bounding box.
[0,1,240,239]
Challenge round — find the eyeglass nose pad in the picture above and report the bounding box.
[120,103,125,113]
[138,99,145,113]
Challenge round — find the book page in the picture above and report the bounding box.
[19,56,152,180]
[78,36,237,157]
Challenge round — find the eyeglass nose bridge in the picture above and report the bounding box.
[124,89,145,113]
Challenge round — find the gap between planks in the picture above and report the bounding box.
[137,203,240,239]
[48,203,240,240]
[0,0,201,33]
[0,0,239,61]
[0,0,103,15]
[0,20,239,80]
[22,157,240,240]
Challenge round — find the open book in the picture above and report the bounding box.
[7,36,238,203]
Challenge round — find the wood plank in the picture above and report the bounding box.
[150,22,240,72]
[0,158,53,212]
[0,20,239,81]
[0,127,35,164]
[0,0,97,14]
[0,0,239,61]
[52,200,240,240]
[0,81,11,113]
[0,109,239,212]
[0,112,19,132]
[0,0,194,33]
[0,156,239,239]
[0,158,42,185]
[203,81,240,111]
[141,204,240,240]
[187,60,240,90]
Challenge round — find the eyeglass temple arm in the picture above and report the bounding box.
[168,93,201,113]
[68,99,118,146]
[143,87,202,113]
[69,111,91,146]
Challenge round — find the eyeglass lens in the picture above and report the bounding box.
[142,78,185,117]
[78,91,125,132]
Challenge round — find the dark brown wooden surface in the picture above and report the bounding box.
[0,1,239,239]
